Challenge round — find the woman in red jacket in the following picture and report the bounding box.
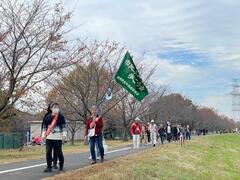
[131,117,142,149]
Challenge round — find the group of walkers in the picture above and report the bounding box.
[40,101,192,172]
[131,117,192,148]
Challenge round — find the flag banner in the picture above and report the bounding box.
[114,51,148,101]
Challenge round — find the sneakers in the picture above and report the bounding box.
[100,157,104,163]
[58,167,63,171]
[52,164,58,169]
[91,160,96,165]
[43,168,52,173]
[89,156,100,160]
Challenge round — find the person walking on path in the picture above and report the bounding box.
[140,123,147,144]
[179,125,186,147]
[149,120,158,147]
[158,124,165,144]
[146,122,151,144]
[84,106,104,164]
[186,125,191,140]
[42,103,67,172]
[172,124,178,142]
[130,117,142,149]
[41,102,58,169]
[166,121,172,143]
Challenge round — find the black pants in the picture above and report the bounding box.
[167,133,172,143]
[53,148,58,165]
[46,139,64,168]
[159,134,164,144]
[173,133,178,141]
[147,132,150,143]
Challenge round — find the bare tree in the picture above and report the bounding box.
[0,0,78,118]
[149,93,237,132]
[47,41,126,118]
[46,41,158,142]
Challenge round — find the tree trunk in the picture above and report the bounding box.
[71,130,75,145]
[19,128,25,151]
[122,126,128,142]
[70,131,75,145]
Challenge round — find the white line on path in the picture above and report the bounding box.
[105,147,131,154]
[0,147,132,175]
[0,163,46,174]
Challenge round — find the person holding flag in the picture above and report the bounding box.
[42,103,67,172]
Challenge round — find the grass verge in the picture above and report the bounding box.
[46,134,240,180]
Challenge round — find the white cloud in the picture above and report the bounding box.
[141,55,203,87]
[200,95,232,118]
[60,0,240,117]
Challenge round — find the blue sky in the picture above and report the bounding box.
[61,0,240,118]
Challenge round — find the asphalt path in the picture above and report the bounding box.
[0,143,156,180]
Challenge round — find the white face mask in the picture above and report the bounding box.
[52,108,59,114]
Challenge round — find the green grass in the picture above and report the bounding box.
[46,134,240,180]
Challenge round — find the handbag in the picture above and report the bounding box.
[88,127,95,137]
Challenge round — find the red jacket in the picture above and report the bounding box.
[131,122,142,135]
[85,116,103,136]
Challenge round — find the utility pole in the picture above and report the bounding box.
[231,79,240,122]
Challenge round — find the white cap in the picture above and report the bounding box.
[151,119,154,123]
[135,117,141,121]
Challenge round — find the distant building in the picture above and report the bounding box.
[12,109,85,141]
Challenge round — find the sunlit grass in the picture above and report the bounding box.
[46,134,240,180]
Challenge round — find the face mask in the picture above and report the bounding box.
[52,108,59,114]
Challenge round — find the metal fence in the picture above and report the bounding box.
[0,133,21,149]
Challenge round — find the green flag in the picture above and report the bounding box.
[114,51,149,101]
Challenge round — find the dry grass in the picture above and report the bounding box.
[45,134,240,180]
[0,140,131,164]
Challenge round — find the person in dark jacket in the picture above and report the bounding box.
[158,124,165,144]
[172,124,178,141]
[146,122,151,144]
[41,102,58,169]
[42,103,67,172]
[84,106,104,164]
[186,125,191,140]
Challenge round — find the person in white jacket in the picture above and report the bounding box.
[149,120,158,147]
